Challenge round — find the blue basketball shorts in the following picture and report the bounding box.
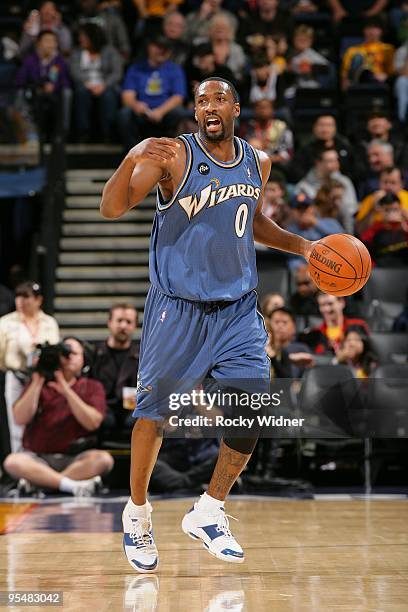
[133,285,270,420]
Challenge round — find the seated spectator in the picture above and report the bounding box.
[249,54,279,104]
[185,43,236,106]
[238,0,294,53]
[356,166,408,232]
[296,147,358,217]
[394,40,408,123]
[75,0,130,59]
[333,326,378,378]
[261,292,285,318]
[119,34,186,150]
[286,192,343,270]
[19,1,72,58]
[302,292,370,354]
[360,192,408,266]
[328,0,389,23]
[341,17,394,90]
[70,23,123,143]
[15,30,71,138]
[264,33,287,74]
[150,438,219,494]
[267,307,314,378]
[241,98,293,168]
[289,263,320,318]
[0,281,59,453]
[207,13,247,86]
[354,110,408,176]
[286,25,333,92]
[290,114,353,182]
[357,140,395,198]
[261,175,291,227]
[315,179,354,234]
[91,303,139,437]
[162,11,190,65]
[3,337,113,497]
[185,0,237,46]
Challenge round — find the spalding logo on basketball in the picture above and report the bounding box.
[307,233,372,297]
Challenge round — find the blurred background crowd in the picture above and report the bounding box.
[0,0,407,498]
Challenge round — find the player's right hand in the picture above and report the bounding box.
[127,137,181,166]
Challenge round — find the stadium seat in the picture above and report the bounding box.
[256,259,289,301]
[298,365,363,437]
[364,365,408,437]
[364,268,407,304]
[370,333,408,365]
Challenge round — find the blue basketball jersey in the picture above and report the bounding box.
[149,132,263,301]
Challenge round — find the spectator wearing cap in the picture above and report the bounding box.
[295,148,358,218]
[290,114,353,183]
[360,192,408,266]
[356,166,408,233]
[0,281,59,453]
[119,34,186,149]
[341,17,395,90]
[70,22,123,143]
[285,193,343,270]
[302,292,370,355]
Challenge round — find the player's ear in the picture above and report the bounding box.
[233,103,240,119]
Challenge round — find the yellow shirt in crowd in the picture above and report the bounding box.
[342,42,395,81]
[357,189,408,222]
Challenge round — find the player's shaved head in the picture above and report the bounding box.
[196,77,240,103]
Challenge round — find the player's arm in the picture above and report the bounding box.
[252,151,314,259]
[100,137,180,219]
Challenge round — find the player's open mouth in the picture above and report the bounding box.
[206,116,222,132]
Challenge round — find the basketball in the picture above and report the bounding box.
[308,233,372,297]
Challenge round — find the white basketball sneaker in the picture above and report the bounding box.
[122,499,159,573]
[181,496,244,563]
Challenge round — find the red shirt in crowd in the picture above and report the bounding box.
[305,317,370,354]
[22,377,106,453]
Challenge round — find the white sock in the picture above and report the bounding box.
[197,492,225,510]
[127,498,152,517]
[59,476,77,493]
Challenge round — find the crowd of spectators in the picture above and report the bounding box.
[0,1,407,494]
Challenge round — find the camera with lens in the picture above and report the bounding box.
[34,342,72,381]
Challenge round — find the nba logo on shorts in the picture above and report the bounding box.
[160,310,167,323]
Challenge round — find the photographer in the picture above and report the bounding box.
[3,337,113,497]
[0,281,59,453]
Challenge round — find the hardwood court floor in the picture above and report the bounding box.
[0,497,407,612]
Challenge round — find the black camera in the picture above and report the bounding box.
[35,342,72,381]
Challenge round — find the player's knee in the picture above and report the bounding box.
[3,453,24,477]
[223,437,258,455]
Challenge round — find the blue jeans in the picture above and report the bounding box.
[118,106,184,150]
[74,84,118,139]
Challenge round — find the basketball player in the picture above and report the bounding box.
[101,78,314,572]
